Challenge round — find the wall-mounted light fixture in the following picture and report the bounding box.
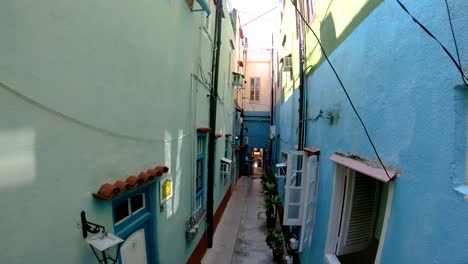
[81,211,124,264]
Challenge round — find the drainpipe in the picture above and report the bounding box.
[295,4,305,151]
[207,0,223,248]
[269,34,274,168]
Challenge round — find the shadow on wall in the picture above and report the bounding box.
[305,0,383,74]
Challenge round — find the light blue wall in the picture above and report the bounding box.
[277,0,468,263]
[0,1,236,263]
[244,111,271,153]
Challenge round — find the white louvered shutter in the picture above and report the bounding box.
[299,155,319,252]
[336,170,380,255]
[283,151,307,226]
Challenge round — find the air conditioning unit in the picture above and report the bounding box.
[283,56,292,72]
[232,72,244,87]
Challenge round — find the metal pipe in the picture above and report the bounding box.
[207,0,223,248]
[296,3,305,151]
[269,34,274,168]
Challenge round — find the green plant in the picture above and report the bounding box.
[263,181,276,197]
[263,194,281,228]
[266,228,285,262]
[261,170,276,187]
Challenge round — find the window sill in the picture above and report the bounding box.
[325,254,341,264]
[454,185,468,201]
[195,208,206,223]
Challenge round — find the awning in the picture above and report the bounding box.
[221,158,232,164]
[330,154,397,183]
[276,163,287,168]
[189,0,211,16]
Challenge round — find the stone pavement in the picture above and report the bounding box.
[202,176,273,264]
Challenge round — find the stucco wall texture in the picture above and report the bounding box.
[277,0,468,263]
[0,1,236,263]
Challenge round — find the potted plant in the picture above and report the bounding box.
[266,229,285,262]
[263,194,281,228]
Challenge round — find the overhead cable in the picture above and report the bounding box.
[0,80,193,143]
[290,0,392,180]
[395,0,467,87]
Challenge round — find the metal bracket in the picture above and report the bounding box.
[81,211,106,238]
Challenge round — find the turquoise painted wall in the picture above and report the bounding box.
[277,0,468,263]
[0,0,236,263]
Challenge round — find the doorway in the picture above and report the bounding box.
[112,186,156,264]
[250,147,264,175]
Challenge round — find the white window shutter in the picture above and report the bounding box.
[283,151,307,226]
[336,171,380,256]
[299,155,319,252]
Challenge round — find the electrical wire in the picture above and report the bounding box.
[394,0,467,87]
[0,80,194,143]
[291,0,392,180]
[443,0,464,83]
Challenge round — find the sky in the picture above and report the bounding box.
[228,0,281,49]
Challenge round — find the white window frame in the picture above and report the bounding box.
[325,165,394,264]
[275,162,287,179]
[283,151,307,226]
[299,155,319,252]
[249,77,260,101]
[220,158,232,185]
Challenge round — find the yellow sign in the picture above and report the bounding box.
[161,179,173,203]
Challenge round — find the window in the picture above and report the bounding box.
[306,0,316,23]
[220,158,232,185]
[113,193,147,225]
[225,138,230,158]
[336,170,382,263]
[326,163,392,264]
[194,134,206,219]
[283,151,306,226]
[282,151,320,252]
[249,77,260,101]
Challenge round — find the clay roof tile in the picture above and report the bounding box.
[93,183,122,200]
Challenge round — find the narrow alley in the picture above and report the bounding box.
[202,175,272,264]
[0,0,467,264]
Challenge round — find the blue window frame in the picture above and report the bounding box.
[112,184,157,264]
[195,134,206,219]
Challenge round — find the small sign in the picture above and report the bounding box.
[160,177,173,204]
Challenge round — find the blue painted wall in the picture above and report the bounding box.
[244,111,271,152]
[277,0,468,263]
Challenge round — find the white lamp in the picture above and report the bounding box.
[81,211,124,264]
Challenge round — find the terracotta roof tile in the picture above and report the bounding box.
[215,134,222,138]
[114,180,130,193]
[93,183,122,200]
[146,169,157,177]
[125,175,141,189]
[197,127,212,133]
[138,171,155,183]
[156,165,169,173]
[93,164,170,200]
[225,133,232,137]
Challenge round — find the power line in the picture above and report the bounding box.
[394,0,467,87]
[442,0,464,84]
[290,0,392,180]
[241,7,277,27]
[0,80,193,143]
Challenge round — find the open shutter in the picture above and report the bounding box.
[299,155,319,252]
[283,151,307,226]
[336,171,380,255]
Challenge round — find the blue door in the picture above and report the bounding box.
[112,185,156,264]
